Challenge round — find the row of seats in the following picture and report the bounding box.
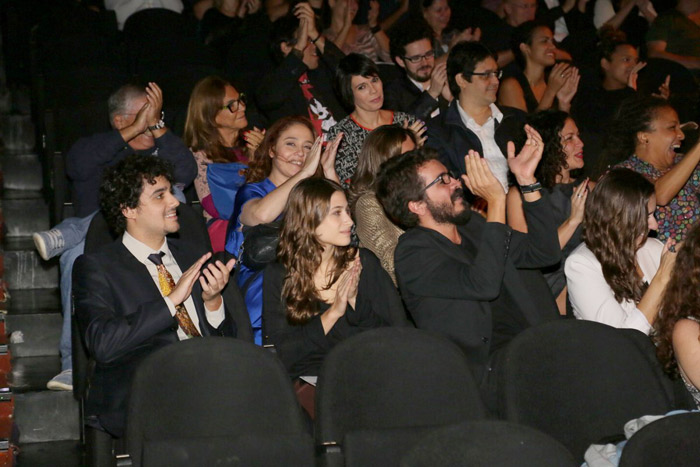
[114,324,700,466]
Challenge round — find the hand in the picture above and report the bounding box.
[562,0,576,12]
[556,67,580,108]
[321,132,343,180]
[507,124,543,186]
[569,178,589,224]
[169,253,211,307]
[241,0,261,15]
[450,27,481,48]
[405,119,427,147]
[547,62,572,94]
[428,61,448,99]
[144,82,164,127]
[653,75,671,100]
[200,258,236,308]
[627,61,647,91]
[244,126,265,157]
[293,14,309,52]
[368,0,379,28]
[130,100,151,135]
[656,239,678,282]
[461,151,506,204]
[329,257,362,316]
[346,0,358,25]
[294,2,318,40]
[576,0,590,12]
[301,135,323,177]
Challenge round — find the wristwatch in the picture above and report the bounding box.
[148,111,165,131]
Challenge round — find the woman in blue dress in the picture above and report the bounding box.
[226,115,342,344]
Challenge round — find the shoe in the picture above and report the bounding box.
[47,369,73,391]
[33,229,65,261]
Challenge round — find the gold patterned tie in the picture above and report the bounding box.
[148,252,201,338]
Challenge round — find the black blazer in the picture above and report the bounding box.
[383,74,449,122]
[262,249,409,378]
[394,196,560,383]
[73,238,252,437]
[426,100,526,175]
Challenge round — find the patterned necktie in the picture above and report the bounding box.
[147,252,201,338]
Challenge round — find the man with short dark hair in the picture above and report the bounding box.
[385,22,451,121]
[74,154,251,439]
[426,41,526,192]
[377,143,559,409]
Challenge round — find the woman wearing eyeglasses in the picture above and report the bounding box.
[497,21,579,114]
[327,53,423,187]
[184,76,264,251]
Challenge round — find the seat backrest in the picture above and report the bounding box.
[619,412,700,467]
[400,420,577,467]
[316,328,486,455]
[126,338,310,467]
[498,320,675,460]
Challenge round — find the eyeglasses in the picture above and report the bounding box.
[421,171,456,193]
[464,70,503,80]
[403,50,436,64]
[222,93,247,113]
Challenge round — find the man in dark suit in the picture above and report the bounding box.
[73,154,252,439]
[385,21,451,122]
[377,145,559,410]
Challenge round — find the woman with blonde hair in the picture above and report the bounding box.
[263,177,407,379]
[184,75,264,251]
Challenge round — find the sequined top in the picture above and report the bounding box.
[616,154,700,243]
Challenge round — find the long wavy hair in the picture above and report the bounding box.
[278,178,357,324]
[349,125,417,210]
[582,168,655,303]
[598,96,672,173]
[245,116,316,183]
[184,75,241,163]
[654,222,700,378]
[528,110,572,189]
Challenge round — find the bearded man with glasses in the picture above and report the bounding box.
[376,141,560,412]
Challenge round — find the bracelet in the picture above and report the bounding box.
[310,33,321,44]
[519,181,542,194]
[370,25,381,34]
[148,111,165,131]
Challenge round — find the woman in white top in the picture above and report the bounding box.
[565,168,676,334]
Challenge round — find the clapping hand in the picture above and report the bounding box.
[461,150,505,204]
[321,133,343,183]
[507,124,544,186]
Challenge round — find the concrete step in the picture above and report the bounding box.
[9,356,61,393]
[14,391,80,443]
[5,289,60,315]
[1,199,49,238]
[0,114,34,152]
[3,250,58,290]
[17,440,82,467]
[6,313,60,358]
[0,153,43,192]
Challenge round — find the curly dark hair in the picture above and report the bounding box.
[582,168,655,304]
[653,222,700,378]
[527,110,570,189]
[597,26,629,62]
[598,96,672,173]
[278,178,357,324]
[100,155,175,234]
[376,147,439,229]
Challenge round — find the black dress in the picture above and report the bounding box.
[262,248,409,378]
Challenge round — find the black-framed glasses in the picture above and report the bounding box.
[464,70,503,80]
[222,93,247,113]
[403,50,436,64]
[421,171,456,193]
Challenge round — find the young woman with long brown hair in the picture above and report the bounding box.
[565,168,676,333]
[263,178,407,379]
[654,222,700,408]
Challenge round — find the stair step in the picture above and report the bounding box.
[14,391,80,443]
[6,314,61,358]
[1,199,49,238]
[6,289,61,315]
[1,153,43,192]
[3,251,58,290]
[9,356,61,393]
[17,440,83,467]
[0,114,34,152]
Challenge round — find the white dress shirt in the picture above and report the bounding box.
[122,232,224,340]
[456,102,510,192]
[565,238,664,335]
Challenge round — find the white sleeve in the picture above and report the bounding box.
[565,250,652,334]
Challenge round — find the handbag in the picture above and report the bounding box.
[239,221,281,271]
